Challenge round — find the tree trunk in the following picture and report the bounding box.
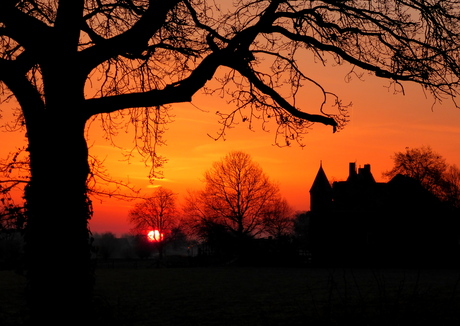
[24,114,94,324]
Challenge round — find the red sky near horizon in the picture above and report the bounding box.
[2,57,460,236]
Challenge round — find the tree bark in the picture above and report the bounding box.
[24,113,93,324]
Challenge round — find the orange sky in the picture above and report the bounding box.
[2,59,460,236]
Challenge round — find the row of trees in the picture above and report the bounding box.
[2,145,460,271]
[128,151,296,260]
[127,146,460,263]
[91,231,189,261]
[3,146,460,256]
[1,150,302,267]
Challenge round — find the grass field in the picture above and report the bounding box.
[1,265,460,325]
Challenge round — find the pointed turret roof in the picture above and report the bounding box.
[310,162,332,193]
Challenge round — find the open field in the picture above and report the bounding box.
[1,265,460,325]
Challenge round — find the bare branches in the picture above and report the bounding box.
[127,105,172,181]
[384,145,460,208]
[2,0,460,181]
[225,57,339,129]
[86,153,142,201]
[185,151,281,238]
[0,148,28,232]
[0,147,29,184]
[80,0,183,70]
[128,187,178,234]
[271,1,460,102]
[382,146,457,204]
[82,0,347,147]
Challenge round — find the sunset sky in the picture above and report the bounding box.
[2,57,460,236]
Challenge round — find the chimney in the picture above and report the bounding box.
[347,162,357,181]
[359,164,375,183]
[363,164,371,174]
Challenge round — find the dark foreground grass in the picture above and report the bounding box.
[2,265,460,325]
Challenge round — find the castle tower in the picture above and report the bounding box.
[309,162,332,212]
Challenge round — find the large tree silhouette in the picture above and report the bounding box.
[184,151,280,239]
[1,0,460,323]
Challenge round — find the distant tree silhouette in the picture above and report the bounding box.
[0,149,28,234]
[384,146,460,206]
[441,165,460,208]
[2,1,460,323]
[132,233,155,260]
[0,161,26,270]
[0,195,26,233]
[128,187,179,263]
[92,232,118,260]
[262,197,295,239]
[293,211,310,244]
[195,221,237,260]
[0,157,26,268]
[384,146,447,194]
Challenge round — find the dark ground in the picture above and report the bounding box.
[2,262,460,325]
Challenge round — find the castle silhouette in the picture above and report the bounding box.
[308,162,459,267]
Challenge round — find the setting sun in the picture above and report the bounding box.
[147,230,163,242]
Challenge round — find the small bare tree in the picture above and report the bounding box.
[129,187,178,261]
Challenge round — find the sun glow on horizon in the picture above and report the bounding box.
[147,230,164,242]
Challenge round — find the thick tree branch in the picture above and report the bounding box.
[80,0,181,71]
[269,25,405,81]
[0,59,44,123]
[83,50,222,117]
[0,3,53,58]
[54,0,85,52]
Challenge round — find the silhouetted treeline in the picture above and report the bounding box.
[191,216,311,267]
[90,224,311,268]
[0,230,23,270]
[2,155,460,270]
